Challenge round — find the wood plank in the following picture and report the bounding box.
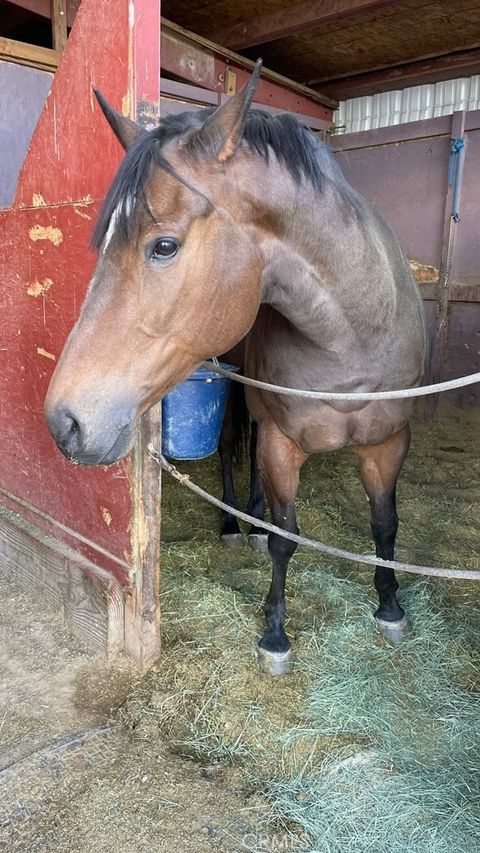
[160,77,219,106]
[123,0,162,673]
[332,110,480,150]
[315,46,480,98]
[209,0,405,51]
[238,0,480,95]
[125,405,162,672]
[161,19,337,113]
[331,115,452,150]
[0,504,124,654]
[420,283,480,303]
[50,0,68,51]
[161,89,329,130]
[0,36,60,70]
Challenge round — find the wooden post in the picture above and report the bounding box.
[50,0,68,51]
[125,405,162,670]
[123,0,163,671]
[426,110,466,419]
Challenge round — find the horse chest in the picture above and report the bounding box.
[247,392,412,455]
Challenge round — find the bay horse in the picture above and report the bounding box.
[45,63,426,675]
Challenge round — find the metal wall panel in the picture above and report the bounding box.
[0,61,52,208]
[335,76,480,134]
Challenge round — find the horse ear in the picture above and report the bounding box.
[93,89,144,150]
[187,59,263,162]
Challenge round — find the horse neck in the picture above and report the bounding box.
[228,154,380,342]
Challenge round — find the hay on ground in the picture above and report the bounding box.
[123,401,480,853]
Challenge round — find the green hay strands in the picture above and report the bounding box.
[125,403,480,852]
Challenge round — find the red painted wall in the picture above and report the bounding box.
[0,0,137,582]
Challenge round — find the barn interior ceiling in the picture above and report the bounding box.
[1,0,480,99]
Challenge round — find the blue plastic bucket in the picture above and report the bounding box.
[161,363,237,460]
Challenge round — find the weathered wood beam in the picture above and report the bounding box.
[209,0,404,51]
[123,0,162,673]
[50,0,67,51]
[313,46,480,99]
[0,35,60,70]
[161,19,336,116]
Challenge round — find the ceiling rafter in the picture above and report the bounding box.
[209,0,406,51]
[314,45,480,98]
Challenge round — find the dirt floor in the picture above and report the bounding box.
[0,571,269,852]
[1,400,479,852]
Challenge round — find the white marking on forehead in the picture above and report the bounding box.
[102,205,120,252]
[102,196,135,253]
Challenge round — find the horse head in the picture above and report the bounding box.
[45,62,263,465]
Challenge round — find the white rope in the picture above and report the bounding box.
[149,448,480,582]
[202,361,480,402]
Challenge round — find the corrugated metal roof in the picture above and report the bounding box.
[333,76,480,134]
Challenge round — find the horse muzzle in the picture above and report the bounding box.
[44,399,136,465]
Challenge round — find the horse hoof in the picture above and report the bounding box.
[375,615,412,646]
[220,533,244,549]
[257,646,293,676]
[248,533,269,553]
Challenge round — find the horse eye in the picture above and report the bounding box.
[147,237,179,261]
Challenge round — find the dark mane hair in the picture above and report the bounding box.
[91,108,326,250]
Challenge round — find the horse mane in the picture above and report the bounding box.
[91,108,326,250]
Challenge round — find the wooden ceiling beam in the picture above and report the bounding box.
[314,46,480,99]
[209,0,405,51]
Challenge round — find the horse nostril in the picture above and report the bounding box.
[46,405,84,457]
[66,413,79,433]
[65,413,79,442]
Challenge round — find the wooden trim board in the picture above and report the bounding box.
[0,36,60,71]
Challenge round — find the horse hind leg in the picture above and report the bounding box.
[355,424,412,645]
[256,420,307,675]
[246,422,268,553]
[218,387,243,548]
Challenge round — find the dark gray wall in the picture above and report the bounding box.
[0,61,52,208]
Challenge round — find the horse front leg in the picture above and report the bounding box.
[354,423,412,645]
[256,420,307,676]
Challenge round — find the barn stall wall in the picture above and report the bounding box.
[0,0,331,668]
[333,110,480,408]
[0,0,163,670]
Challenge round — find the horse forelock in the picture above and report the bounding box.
[91,108,329,251]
